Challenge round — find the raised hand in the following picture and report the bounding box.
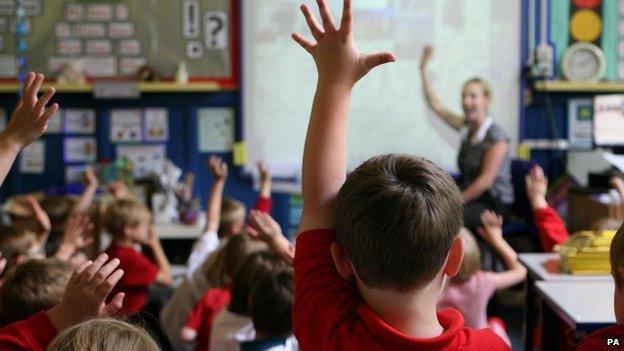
[525,165,548,210]
[56,214,95,261]
[420,45,433,71]
[292,0,395,87]
[208,155,228,181]
[249,210,295,264]
[477,210,504,244]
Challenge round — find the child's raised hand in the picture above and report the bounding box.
[61,214,95,251]
[85,166,99,187]
[525,165,548,209]
[46,253,125,332]
[25,195,51,236]
[257,161,270,182]
[108,181,131,200]
[477,210,503,243]
[208,155,228,181]
[2,72,58,150]
[292,0,395,88]
[420,45,433,71]
[249,210,295,264]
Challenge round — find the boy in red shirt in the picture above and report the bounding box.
[104,199,172,315]
[290,1,509,349]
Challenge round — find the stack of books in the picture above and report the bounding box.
[557,230,616,275]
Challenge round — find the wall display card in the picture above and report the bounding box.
[65,164,88,183]
[198,108,234,152]
[119,57,146,75]
[57,40,82,56]
[117,144,166,178]
[0,54,16,77]
[0,108,6,132]
[74,23,106,38]
[187,41,203,59]
[0,17,8,33]
[55,22,71,38]
[108,22,134,38]
[23,0,42,16]
[64,137,96,162]
[64,109,96,134]
[82,56,116,77]
[46,111,63,134]
[48,57,72,73]
[0,1,12,15]
[204,11,228,50]
[19,140,45,174]
[115,4,129,20]
[143,108,169,142]
[594,95,624,146]
[568,99,593,149]
[111,109,142,142]
[118,39,141,55]
[183,0,201,38]
[85,40,112,55]
[86,4,113,21]
[65,4,84,21]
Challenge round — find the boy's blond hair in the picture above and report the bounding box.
[47,318,160,351]
[0,225,38,261]
[453,228,481,282]
[104,199,151,237]
[218,197,246,237]
[0,259,73,326]
[610,223,624,286]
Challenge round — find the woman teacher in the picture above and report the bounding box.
[419,46,514,231]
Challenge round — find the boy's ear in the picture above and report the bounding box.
[15,254,27,266]
[330,242,355,281]
[122,225,134,239]
[443,234,465,277]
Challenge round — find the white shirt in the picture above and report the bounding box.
[210,310,256,351]
[466,116,494,145]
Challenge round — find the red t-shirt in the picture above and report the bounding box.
[293,229,511,350]
[576,325,624,350]
[0,311,57,351]
[533,207,569,252]
[255,197,271,214]
[184,287,232,351]
[105,244,159,315]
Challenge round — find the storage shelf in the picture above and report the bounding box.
[0,81,236,93]
[534,80,624,93]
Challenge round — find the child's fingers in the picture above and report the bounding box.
[339,0,352,33]
[21,72,35,99]
[364,52,396,70]
[90,258,120,288]
[39,103,59,127]
[292,33,314,53]
[316,0,336,32]
[102,292,125,316]
[300,4,323,39]
[69,259,94,286]
[26,73,44,105]
[34,87,55,115]
[95,268,124,299]
[80,253,108,285]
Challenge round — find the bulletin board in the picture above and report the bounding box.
[0,0,236,83]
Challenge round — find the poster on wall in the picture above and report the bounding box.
[143,108,169,142]
[568,98,593,149]
[46,111,63,134]
[198,107,234,152]
[64,137,97,162]
[65,164,88,183]
[19,140,45,174]
[64,108,96,134]
[110,109,142,142]
[116,144,166,178]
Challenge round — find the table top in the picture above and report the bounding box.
[154,222,204,239]
[535,280,616,330]
[519,253,612,281]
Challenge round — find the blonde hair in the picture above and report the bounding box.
[104,199,151,237]
[0,225,37,261]
[218,197,246,237]
[453,227,481,282]
[47,318,160,351]
[463,77,492,101]
[611,223,624,286]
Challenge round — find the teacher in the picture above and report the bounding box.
[419,46,513,231]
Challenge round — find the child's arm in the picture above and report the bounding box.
[249,210,294,264]
[25,196,51,248]
[148,226,172,285]
[419,46,464,131]
[526,165,569,251]
[478,211,527,289]
[55,215,94,261]
[179,299,206,343]
[0,72,58,189]
[72,167,99,215]
[255,161,272,213]
[204,155,227,234]
[293,0,395,231]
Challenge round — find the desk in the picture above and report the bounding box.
[536,281,615,350]
[519,253,611,351]
[154,223,204,240]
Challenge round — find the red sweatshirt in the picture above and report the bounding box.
[533,207,569,252]
[0,311,57,351]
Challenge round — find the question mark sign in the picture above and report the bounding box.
[209,15,223,48]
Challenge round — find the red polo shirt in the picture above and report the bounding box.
[0,311,57,351]
[293,229,510,350]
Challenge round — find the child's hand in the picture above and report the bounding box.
[420,45,433,72]
[257,161,270,183]
[25,195,51,236]
[477,210,504,243]
[85,166,99,187]
[249,210,295,264]
[108,181,131,200]
[0,252,6,285]
[46,253,125,332]
[2,72,58,151]
[292,0,395,88]
[525,165,548,210]
[208,155,228,181]
[59,215,95,257]
[611,176,624,195]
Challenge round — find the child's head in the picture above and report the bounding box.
[229,250,287,315]
[218,197,246,238]
[0,225,40,267]
[104,199,152,244]
[611,223,624,323]
[40,195,75,227]
[47,318,160,351]
[452,228,481,282]
[250,267,294,339]
[0,258,73,326]
[335,154,463,292]
[202,231,268,288]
